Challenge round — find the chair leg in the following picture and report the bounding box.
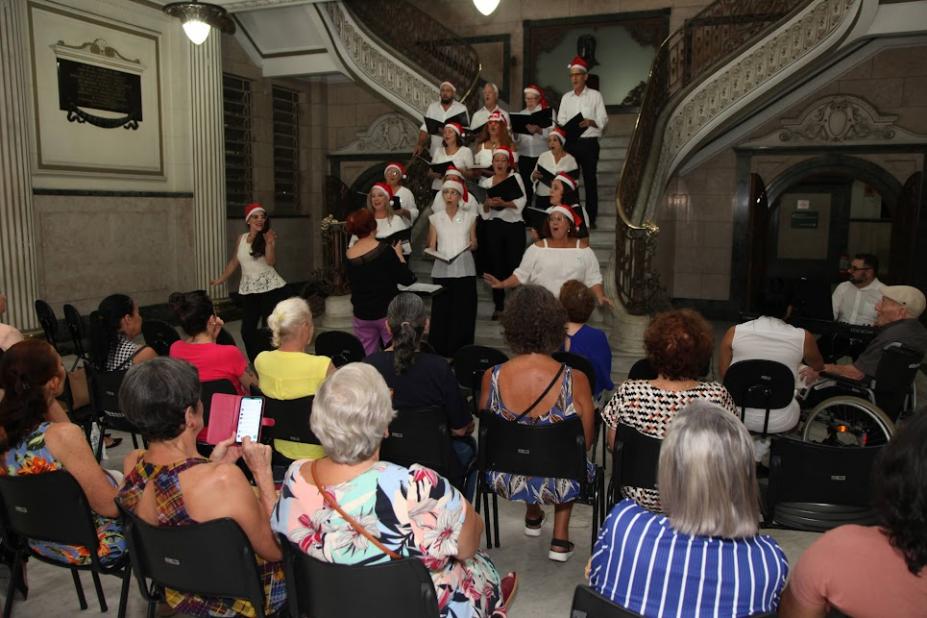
[70,569,88,610]
[90,569,107,612]
[491,493,500,549]
[131,433,140,449]
[146,599,158,618]
[94,419,107,461]
[4,549,23,618]
[117,564,132,618]
[480,489,492,549]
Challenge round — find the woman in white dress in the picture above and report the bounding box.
[427,178,478,357]
[532,128,578,211]
[383,161,418,223]
[429,123,473,192]
[211,203,286,361]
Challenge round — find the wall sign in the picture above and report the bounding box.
[790,210,819,229]
[57,57,143,129]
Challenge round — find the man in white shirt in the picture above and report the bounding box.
[832,254,884,325]
[414,81,470,159]
[469,82,510,137]
[515,84,553,208]
[557,55,608,228]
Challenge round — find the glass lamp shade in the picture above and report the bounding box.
[473,0,500,16]
[182,19,211,45]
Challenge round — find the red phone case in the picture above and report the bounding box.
[203,394,273,445]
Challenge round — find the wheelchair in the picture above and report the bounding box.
[799,342,923,447]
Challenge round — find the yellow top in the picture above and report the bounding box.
[255,349,331,460]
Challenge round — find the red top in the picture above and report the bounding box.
[169,340,247,395]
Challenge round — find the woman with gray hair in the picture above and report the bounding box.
[271,363,517,618]
[364,293,476,497]
[254,297,334,460]
[588,400,788,617]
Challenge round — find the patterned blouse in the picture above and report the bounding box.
[272,460,502,618]
[106,333,141,371]
[1,422,125,566]
[601,380,737,512]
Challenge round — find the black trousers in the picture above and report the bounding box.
[566,137,600,224]
[517,156,538,208]
[429,276,477,357]
[240,287,286,362]
[484,219,526,311]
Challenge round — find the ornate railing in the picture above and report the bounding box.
[615,0,862,313]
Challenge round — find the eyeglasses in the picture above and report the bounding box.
[847,266,872,272]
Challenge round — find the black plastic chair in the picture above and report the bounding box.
[34,299,61,351]
[63,303,90,362]
[607,424,662,510]
[554,351,607,465]
[626,358,657,380]
[264,396,318,446]
[141,319,180,357]
[476,412,604,548]
[117,503,272,618]
[723,360,795,435]
[380,406,462,487]
[452,345,508,415]
[314,331,365,367]
[85,364,144,459]
[765,435,882,531]
[571,585,642,617]
[0,471,131,617]
[279,535,439,618]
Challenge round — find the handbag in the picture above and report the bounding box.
[66,366,91,410]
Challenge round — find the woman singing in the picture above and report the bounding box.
[384,162,418,223]
[349,183,412,256]
[516,84,555,207]
[531,128,577,211]
[211,203,286,362]
[429,123,474,192]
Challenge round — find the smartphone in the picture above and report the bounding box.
[235,397,264,443]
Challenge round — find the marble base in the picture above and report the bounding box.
[320,294,353,330]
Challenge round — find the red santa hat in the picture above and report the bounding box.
[444,165,465,180]
[523,83,549,109]
[441,177,468,202]
[244,203,265,221]
[487,110,507,125]
[550,127,567,144]
[384,162,406,179]
[492,146,515,165]
[444,122,464,137]
[439,80,456,92]
[553,172,578,192]
[547,203,582,229]
[369,182,394,199]
[567,55,589,73]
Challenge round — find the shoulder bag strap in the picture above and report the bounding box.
[513,363,566,421]
[310,461,401,561]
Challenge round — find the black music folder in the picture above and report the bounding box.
[560,113,585,142]
[429,160,454,176]
[379,227,412,244]
[524,207,549,230]
[535,165,557,187]
[424,111,469,136]
[510,107,554,135]
[485,175,524,203]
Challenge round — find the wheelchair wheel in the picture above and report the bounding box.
[801,396,894,446]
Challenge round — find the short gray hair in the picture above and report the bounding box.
[267,297,312,348]
[483,82,499,96]
[310,363,396,464]
[658,400,760,538]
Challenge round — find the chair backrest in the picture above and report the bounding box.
[63,303,88,361]
[200,379,239,426]
[626,358,657,381]
[264,396,319,445]
[34,299,60,351]
[380,406,454,477]
[570,585,643,617]
[872,343,924,419]
[280,537,439,618]
[141,319,180,357]
[117,503,268,617]
[767,436,882,510]
[478,412,586,486]
[723,360,795,412]
[86,364,128,416]
[0,472,100,553]
[452,345,508,391]
[612,424,661,497]
[315,331,366,367]
[553,351,595,390]
[216,327,238,348]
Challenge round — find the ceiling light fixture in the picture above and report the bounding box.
[163,1,236,46]
[473,0,500,17]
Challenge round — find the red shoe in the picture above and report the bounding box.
[492,571,518,617]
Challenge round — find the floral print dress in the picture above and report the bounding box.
[484,364,595,505]
[0,422,126,566]
[272,460,502,618]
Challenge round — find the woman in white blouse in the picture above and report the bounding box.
[532,128,578,210]
[427,178,478,356]
[348,182,412,255]
[431,166,479,214]
[429,123,473,191]
[479,146,527,320]
[384,161,418,223]
[484,190,610,306]
[515,84,555,208]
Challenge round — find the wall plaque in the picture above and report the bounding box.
[57,58,142,129]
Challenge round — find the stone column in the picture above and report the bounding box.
[0,0,39,331]
[189,34,228,297]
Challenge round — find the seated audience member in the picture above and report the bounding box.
[779,411,927,618]
[602,309,737,512]
[718,291,824,434]
[480,285,595,563]
[0,340,126,566]
[590,401,788,617]
[559,279,614,402]
[800,286,927,400]
[117,358,285,616]
[271,363,516,618]
[90,293,157,371]
[168,290,256,395]
[254,297,333,460]
[364,293,476,498]
[0,293,24,352]
[832,253,884,326]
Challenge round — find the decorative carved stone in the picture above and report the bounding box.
[331,112,419,155]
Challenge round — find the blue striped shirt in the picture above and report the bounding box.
[590,500,788,618]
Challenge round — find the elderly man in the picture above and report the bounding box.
[469,82,510,136]
[557,55,607,229]
[415,81,469,159]
[801,285,927,396]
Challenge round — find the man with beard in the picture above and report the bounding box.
[415,81,470,159]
